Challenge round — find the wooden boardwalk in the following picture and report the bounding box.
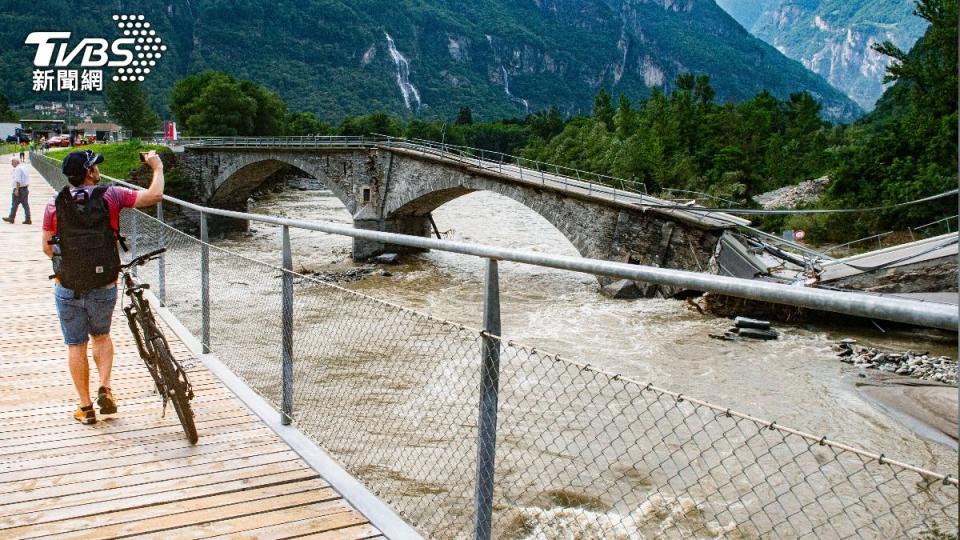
[0,164,382,539]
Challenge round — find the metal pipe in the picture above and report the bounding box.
[473,258,501,540]
[130,210,138,277]
[200,211,210,354]
[48,159,958,331]
[281,225,294,425]
[157,203,166,305]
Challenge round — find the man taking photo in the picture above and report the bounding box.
[41,149,164,425]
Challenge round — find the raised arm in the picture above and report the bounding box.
[134,151,164,208]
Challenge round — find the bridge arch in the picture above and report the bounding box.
[207,151,363,217]
[184,145,727,280]
[388,185,599,260]
[379,152,617,261]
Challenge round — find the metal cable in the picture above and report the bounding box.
[31,152,958,539]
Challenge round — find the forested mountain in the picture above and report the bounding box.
[715,0,928,110]
[0,0,860,121]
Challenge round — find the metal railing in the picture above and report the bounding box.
[911,215,958,239]
[164,135,669,209]
[165,134,649,197]
[32,152,958,539]
[384,135,649,195]
[822,232,897,255]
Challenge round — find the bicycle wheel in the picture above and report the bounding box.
[153,336,198,445]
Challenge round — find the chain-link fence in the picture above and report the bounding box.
[32,153,959,539]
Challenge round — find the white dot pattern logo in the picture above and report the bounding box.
[112,14,164,82]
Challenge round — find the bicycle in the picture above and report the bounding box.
[120,248,198,444]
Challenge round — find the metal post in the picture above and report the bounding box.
[280,225,294,425]
[473,258,501,540]
[200,211,210,354]
[157,203,166,305]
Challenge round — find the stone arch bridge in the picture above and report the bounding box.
[178,139,744,282]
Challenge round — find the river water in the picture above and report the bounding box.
[202,181,957,537]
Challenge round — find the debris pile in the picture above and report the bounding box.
[835,339,958,385]
[710,317,780,341]
[752,176,830,209]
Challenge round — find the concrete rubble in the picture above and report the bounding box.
[836,339,958,385]
[753,176,830,209]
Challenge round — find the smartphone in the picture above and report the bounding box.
[139,151,149,163]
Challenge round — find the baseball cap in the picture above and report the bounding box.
[62,150,104,179]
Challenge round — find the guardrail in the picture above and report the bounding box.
[32,152,958,539]
[163,135,666,208]
[911,215,958,238]
[822,231,897,255]
[164,134,649,196]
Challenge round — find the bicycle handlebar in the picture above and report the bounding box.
[121,248,167,270]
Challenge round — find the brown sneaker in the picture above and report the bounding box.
[97,386,117,415]
[74,405,96,425]
[1,217,12,224]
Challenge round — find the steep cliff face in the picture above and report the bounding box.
[716,0,928,110]
[2,0,860,121]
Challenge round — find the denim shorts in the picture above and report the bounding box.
[53,284,118,345]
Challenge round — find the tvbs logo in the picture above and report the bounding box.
[26,14,165,91]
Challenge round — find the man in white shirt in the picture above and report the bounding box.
[3,158,30,225]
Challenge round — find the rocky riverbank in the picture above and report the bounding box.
[836,339,958,385]
[753,176,830,209]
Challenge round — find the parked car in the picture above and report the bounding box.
[46,135,71,147]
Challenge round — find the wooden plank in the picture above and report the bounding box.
[0,451,303,510]
[0,380,223,414]
[0,425,275,478]
[2,478,332,538]
[0,422,269,469]
[209,519,383,540]
[0,172,376,539]
[0,414,255,459]
[0,394,237,436]
[0,385,231,422]
[0,463,317,528]
[0,441,290,494]
[134,499,359,540]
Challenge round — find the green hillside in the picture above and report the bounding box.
[0,0,861,121]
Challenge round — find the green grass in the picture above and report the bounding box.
[47,140,168,180]
[0,143,22,156]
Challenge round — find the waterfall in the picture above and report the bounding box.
[501,66,529,113]
[384,32,422,111]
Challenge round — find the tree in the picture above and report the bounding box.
[239,80,287,136]
[455,106,473,125]
[183,76,257,136]
[0,95,16,122]
[338,112,402,137]
[527,106,564,140]
[693,75,715,108]
[286,111,332,135]
[592,89,615,130]
[614,95,636,138]
[873,0,957,118]
[105,82,160,137]
[170,71,288,136]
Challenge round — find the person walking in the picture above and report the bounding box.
[18,141,26,162]
[2,157,31,224]
[41,149,164,424]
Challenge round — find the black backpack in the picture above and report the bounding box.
[51,186,124,296]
